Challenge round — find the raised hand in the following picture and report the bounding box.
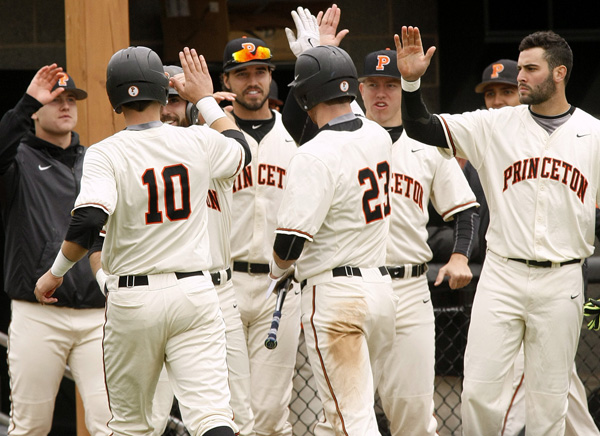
[394,26,436,82]
[172,47,214,104]
[285,6,320,57]
[26,64,65,105]
[317,3,349,47]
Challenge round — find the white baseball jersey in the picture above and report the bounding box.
[386,131,478,265]
[207,177,234,272]
[276,117,392,282]
[231,111,297,263]
[75,123,245,275]
[437,105,600,261]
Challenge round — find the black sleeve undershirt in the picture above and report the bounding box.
[222,129,251,167]
[65,207,108,250]
[452,206,479,259]
[273,233,308,261]
[401,87,450,149]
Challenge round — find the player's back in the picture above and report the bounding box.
[80,124,243,276]
[286,117,392,280]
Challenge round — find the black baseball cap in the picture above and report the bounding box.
[359,48,401,81]
[475,59,518,93]
[51,72,87,100]
[223,36,274,72]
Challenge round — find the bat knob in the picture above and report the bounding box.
[264,338,278,349]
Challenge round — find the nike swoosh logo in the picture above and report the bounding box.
[252,124,261,129]
[285,138,294,142]
[308,37,317,47]
[577,133,590,138]
[423,298,430,304]
[571,294,581,299]
[39,165,52,171]
[411,148,423,153]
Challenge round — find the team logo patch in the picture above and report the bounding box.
[128,86,140,97]
[340,80,349,92]
[376,55,391,71]
[491,63,505,79]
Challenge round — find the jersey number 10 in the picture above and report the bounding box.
[142,164,191,224]
[358,161,391,224]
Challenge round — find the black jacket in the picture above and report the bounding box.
[0,94,104,308]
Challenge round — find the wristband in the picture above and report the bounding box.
[196,96,226,127]
[401,77,421,92]
[269,258,289,279]
[96,269,108,295]
[50,251,76,278]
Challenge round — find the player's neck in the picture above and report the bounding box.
[35,129,72,150]
[232,101,272,120]
[308,103,353,129]
[529,91,570,117]
[122,105,162,126]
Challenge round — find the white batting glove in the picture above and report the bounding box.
[285,7,319,58]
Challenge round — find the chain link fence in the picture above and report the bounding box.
[161,270,600,436]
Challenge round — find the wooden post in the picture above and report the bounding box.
[63,2,130,434]
[64,0,129,147]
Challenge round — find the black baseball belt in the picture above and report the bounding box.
[210,267,232,286]
[300,266,389,290]
[118,271,204,288]
[233,261,270,274]
[386,263,428,279]
[508,258,581,268]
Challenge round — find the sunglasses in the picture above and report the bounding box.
[226,45,272,67]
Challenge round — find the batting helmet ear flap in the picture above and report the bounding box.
[186,101,200,125]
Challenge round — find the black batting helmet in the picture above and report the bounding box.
[106,46,169,113]
[289,45,358,111]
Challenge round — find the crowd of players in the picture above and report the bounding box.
[1,3,600,436]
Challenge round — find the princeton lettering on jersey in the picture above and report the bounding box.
[232,164,286,193]
[502,157,588,203]
[206,189,221,212]
[390,172,424,210]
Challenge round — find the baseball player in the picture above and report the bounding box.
[470,58,600,436]
[270,44,396,436]
[34,46,250,436]
[395,27,600,435]
[0,66,111,435]
[221,36,301,436]
[149,65,256,436]
[358,48,479,435]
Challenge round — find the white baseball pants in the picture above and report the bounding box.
[7,300,111,436]
[462,251,583,436]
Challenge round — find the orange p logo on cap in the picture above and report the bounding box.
[376,55,391,71]
[491,63,505,78]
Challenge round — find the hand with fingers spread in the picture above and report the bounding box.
[26,64,66,105]
[171,47,214,105]
[285,6,320,57]
[394,26,437,82]
[317,3,349,47]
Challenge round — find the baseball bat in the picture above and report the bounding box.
[264,277,292,350]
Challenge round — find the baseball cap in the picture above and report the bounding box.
[223,36,274,72]
[52,72,87,100]
[163,65,183,95]
[475,59,518,93]
[359,48,401,81]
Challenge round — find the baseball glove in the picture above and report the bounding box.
[583,298,600,331]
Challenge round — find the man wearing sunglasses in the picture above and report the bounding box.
[221,37,301,436]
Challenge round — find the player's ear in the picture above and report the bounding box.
[554,65,567,83]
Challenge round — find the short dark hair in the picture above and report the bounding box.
[519,30,573,84]
[121,100,155,112]
[322,96,354,107]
